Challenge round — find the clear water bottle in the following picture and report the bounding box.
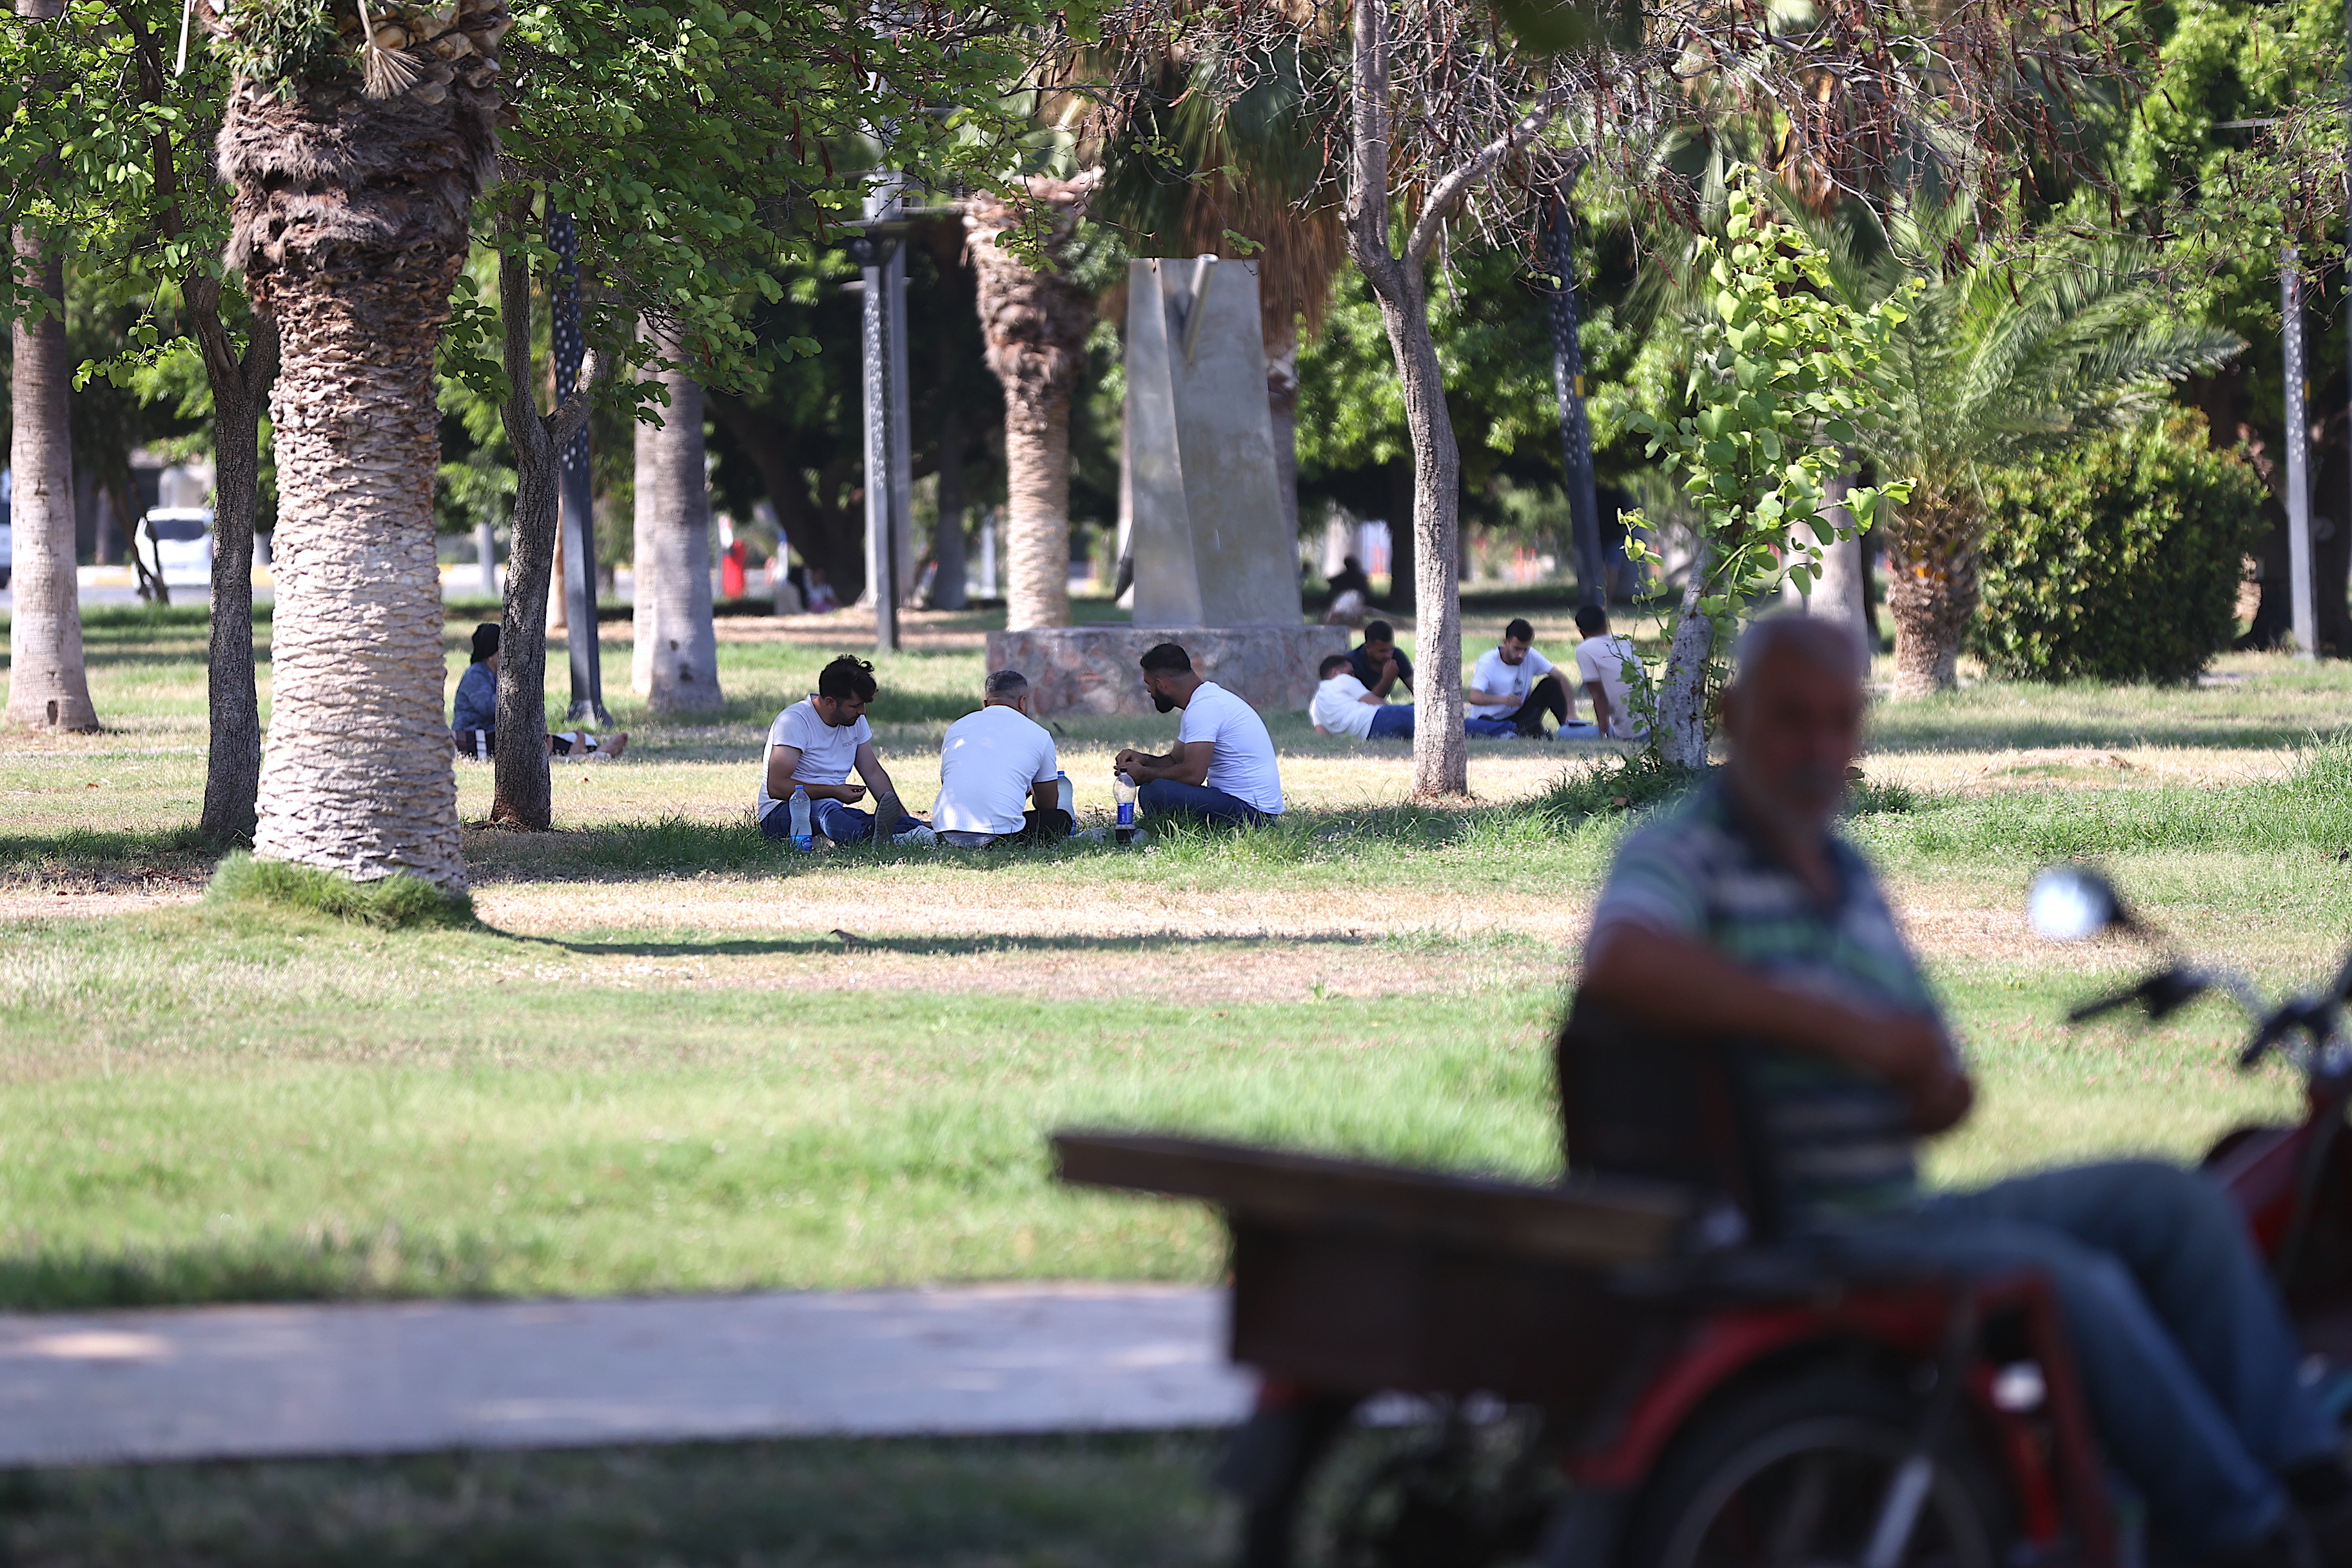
[788,785,813,851]
[1055,769,1075,830]
[1113,771,1138,846]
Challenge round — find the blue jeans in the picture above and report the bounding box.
[759,799,921,843]
[1829,1161,2334,1553]
[1464,716,1519,738]
[1367,705,1414,739]
[1137,778,1272,828]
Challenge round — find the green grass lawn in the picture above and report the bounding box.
[5,601,2351,1560]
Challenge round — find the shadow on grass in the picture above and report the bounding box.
[0,1229,516,1311]
[0,1431,1228,1568]
[0,828,218,887]
[518,929,1391,960]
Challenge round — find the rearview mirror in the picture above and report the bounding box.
[2028,866,2124,943]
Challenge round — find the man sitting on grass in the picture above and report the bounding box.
[1311,652,1413,740]
[1574,604,1646,740]
[1114,642,1286,828]
[1347,620,1413,700]
[932,669,1070,847]
[1464,618,1587,740]
[450,622,626,761]
[757,654,929,845]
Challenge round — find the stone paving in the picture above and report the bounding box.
[0,1284,1254,1468]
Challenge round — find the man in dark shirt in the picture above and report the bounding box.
[450,623,624,760]
[1583,614,2352,1568]
[1346,620,1413,700]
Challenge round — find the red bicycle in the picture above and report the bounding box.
[1055,865,2352,1568]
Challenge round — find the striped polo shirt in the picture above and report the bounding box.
[1587,779,1939,1217]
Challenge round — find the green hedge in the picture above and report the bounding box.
[1970,413,2268,684]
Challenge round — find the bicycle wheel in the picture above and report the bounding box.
[1622,1371,2004,1568]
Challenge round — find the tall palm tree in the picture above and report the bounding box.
[632,320,722,712]
[1809,206,2242,694]
[1089,43,1347,533]
[5,222,97,731]
[965,174,1097,632]
[215,0,508,890]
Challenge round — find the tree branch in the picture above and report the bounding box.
[1404,82,1578,268]
[547,343,606,450]
[1346,0,1401,287]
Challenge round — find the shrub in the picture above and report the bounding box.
[209,853,473,929]
[1970,412,2268,683]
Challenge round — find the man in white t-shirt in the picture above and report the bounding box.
[1311,653,1414,740]
[1113,642,1285,828]
[1464,617,1591,740]
[932,669,1070,847]
[1574,604,1647,740]
[756,654,927,845]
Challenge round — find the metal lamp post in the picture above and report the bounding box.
[1542,175,1607,611]
[551,210,609,721]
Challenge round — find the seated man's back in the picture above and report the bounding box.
[933,670,1063,844]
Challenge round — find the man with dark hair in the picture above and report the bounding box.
[1312,651,1413,740]
[1583,613,2352,1568]
[1346,620,1413,699]
[758,653,928,845]
[1464,617,1579,739]
[449,622,625,761]
[1115,643,1285,827]
[932,669,1069,847]
[1574,604,1645,740]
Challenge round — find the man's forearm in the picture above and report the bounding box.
[1581,923,1957,1090]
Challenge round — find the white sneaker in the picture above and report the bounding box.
[892,824,938,847]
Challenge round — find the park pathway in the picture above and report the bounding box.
[0,1284,1255,1467]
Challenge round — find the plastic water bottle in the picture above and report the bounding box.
[1055,769,1075,830]
[788,785,813,851]
[1114,771,1139,847]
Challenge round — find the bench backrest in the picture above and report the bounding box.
[1555,992,1787,1242]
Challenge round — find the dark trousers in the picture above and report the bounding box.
[1464,674,1571,738]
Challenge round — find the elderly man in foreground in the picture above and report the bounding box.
[1580,614,2352,1568]
[931,669,1070,847]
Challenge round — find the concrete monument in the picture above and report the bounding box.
[989,257,1342,716]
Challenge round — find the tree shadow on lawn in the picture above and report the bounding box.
[0,828,219,892]
[504,929,1389,961]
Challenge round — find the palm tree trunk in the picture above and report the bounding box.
[634,326,721,712]
[1004,393,1073,630]
[965,179,1095,634]
[5,231,99,732]
[1885,491,1981,696]
[191,288,278,842]
[224,69,496,892]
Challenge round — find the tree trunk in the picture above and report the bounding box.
[1884,489,1981,697]
[493,233,557,830]
[633,325,722,712]
[5,231,98,732]
[1367,285,1467,798]
[1003,393,1072,630]
[226,83,484,891]
[1654,539,1714,769]
[192,286,278,842]
[964,179,1095,634]
[1267,318,1300,539]
[1794,469,1871,672]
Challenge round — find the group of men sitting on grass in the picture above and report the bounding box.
[754,642,1286,848]
[1310,611,1644,744]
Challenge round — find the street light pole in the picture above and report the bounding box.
[1542,173,1607,612]
[859,175,904,653]
[2283,247,2317,660]
[551,210,609,721]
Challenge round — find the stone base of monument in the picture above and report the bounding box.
[986,625,1351,719]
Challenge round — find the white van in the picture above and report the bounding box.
[137,507,214,589]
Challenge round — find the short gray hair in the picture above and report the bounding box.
[1731,612,1866,685]
[984,669,1031,699]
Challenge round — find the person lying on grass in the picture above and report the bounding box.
[1311,652,1413,740]
[1113,642,1285,829]
[1582,612,2352,1568]
[757,654,930,846]
[932,669,1070,848]
[450,622,626,761]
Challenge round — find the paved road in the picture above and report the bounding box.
[0,1285,1255,1468]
